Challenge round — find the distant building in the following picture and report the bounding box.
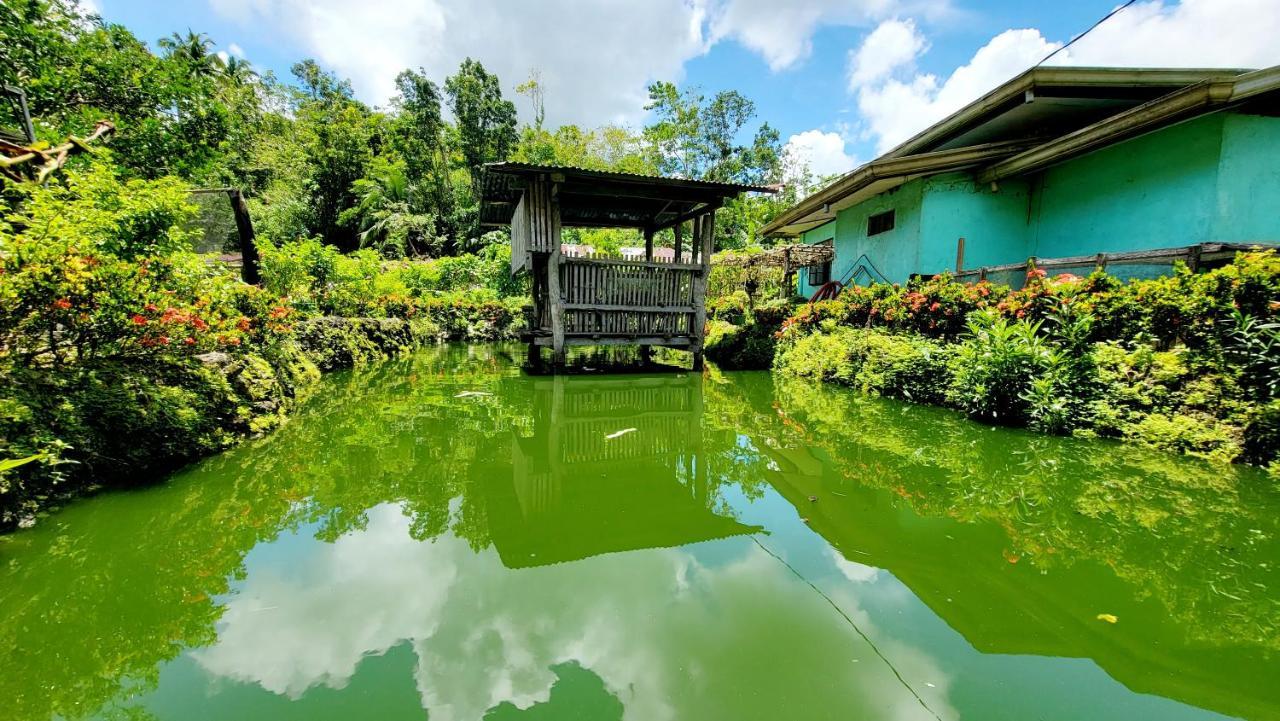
[764,66,1280,290]
[619,246,692,263]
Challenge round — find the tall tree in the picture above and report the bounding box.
[643,83,781,185]
[290,60,378,251]
[290,59,354,104]
[444,58,517,196]
[158,30,218,79]
[390,68,453,238]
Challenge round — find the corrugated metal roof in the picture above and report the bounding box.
[483,162,777,193]
[480,162,775,229]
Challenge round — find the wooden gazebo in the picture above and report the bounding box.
[480,163,773,368]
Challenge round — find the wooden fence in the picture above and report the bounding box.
[557,257,698,340]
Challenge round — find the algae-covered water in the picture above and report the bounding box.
[2,344,1278,721]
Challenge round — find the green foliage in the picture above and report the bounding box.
[0,162,531,528]
[768,252,1280,464]
[774,325,950,403]
[445,58,518,201]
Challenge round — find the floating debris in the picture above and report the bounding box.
[454,391,492,398]
[604,428,638,440]
[1096,613,1118,624]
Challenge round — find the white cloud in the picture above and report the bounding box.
[191,502,956,720]
[1046,0,1280,68]
[216,50,229,64]
[849,0,1280,155]
[209,0,706,127]
[848,18,927,89]
[784,129,859,179]
[76,0,101,16]
[855,27,1055,153]
[705,0,942,72]
[208,0,952,126]
[228,42,245,58]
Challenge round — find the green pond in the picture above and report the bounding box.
[3,345,1279,721]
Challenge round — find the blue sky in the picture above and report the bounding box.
[87,0,1280,177]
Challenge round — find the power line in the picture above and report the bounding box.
[1037,0,1140,67]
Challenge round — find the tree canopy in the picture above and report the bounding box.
[1,0,807,256]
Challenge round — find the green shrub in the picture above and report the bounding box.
[774,325,861,384]
[1124,413,1242,464]
[947,311,1054,425]
[851,331,952,405]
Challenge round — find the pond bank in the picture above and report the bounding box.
[0,317,460,530]
[709,250,1280,469]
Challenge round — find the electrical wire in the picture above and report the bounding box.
[750,536,944,721]
[1037,0,1140,67]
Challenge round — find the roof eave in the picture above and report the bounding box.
[881,66,1252,160]
[977,65,1280,184]
[761,139,1039,237]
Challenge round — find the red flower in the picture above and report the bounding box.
[183,336,196,346]
[53,297,72,310]
[191,317,209,331]
[236,317,252,332]
[929,302,940,312]
[131,314,147,325]
[144,303,159,313]
[269,306,290,319]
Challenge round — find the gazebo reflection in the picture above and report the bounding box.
[484,373,759,569]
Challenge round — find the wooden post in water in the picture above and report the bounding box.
[640,226,655,365]
[546,178,566,368]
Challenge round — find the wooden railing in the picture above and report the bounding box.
[554,257,700,338]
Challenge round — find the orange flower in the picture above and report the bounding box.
[236,317,251,332]
[52,297,72,310]
[131,314,147,325]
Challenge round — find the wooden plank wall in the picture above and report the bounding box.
[556,258,698,337]
[510,191,530,274]
[527,176,557,253]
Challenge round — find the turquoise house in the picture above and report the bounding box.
[763,66,1280,291]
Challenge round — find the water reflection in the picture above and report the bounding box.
[0,344,1276,721]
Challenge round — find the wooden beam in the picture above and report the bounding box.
[532,336,695,347]
[652,199,722,232]
[557,180,723,205]
[643,226,654,262]
[562,303,695,313]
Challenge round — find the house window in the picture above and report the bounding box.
[867,210,895,236]
[808,239,833,286]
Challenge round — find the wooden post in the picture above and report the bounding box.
[780,247,793,300]
[226,190,260,285]
[691,211,713,371]
[640,225,655,362]
[1187,243,1203,272]
[673,222,683,264]
[955,237,965,275]
[644,226,654,262]
[547,182,566,368]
